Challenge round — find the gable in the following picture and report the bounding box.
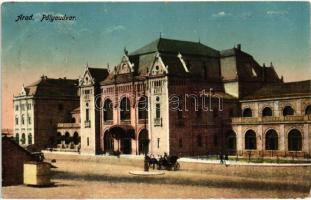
[149,53,168,76]
[79,69,95,86]
[117,55,133,74]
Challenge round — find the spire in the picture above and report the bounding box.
[124,47,128,56]
[86,62,89,69]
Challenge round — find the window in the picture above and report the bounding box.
[138,96,148,120]
[243,108,252,117]
[103,99,113,121]
[21,115,25,125]
[120,97,131,120]
[87,137,90,146]
[283,106,294,116]
[305,105,311,115]
[21,104,25,111]
[226,131,236,150]
[15,117,19,125]
[28,116,31,124]
[27,104,31,110]
[15,105,19,111]
[157,138,160,148]
[21,133,26,144]
[15,133,19,144]
[156,103,161,119]
[262,107,273,117]
[265,130,278,150]
[64,132,70,144]
[84,89,90,94]
[245,130,257,150]
[86,108,89,121]
[28,133,32,145]
[197,135,202,147]
[288,129,302,151]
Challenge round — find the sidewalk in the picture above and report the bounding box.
[42,150,311,167]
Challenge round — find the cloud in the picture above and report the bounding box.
[104,25,125,33]
[266,10,288,16]
[212,11,231,18]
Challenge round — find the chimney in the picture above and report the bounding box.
[63,77,66,80]
[237,44,241,50]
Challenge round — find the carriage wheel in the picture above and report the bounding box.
[174,162,180,171]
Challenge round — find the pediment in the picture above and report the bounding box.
[79,68,95,86]
[117,55,134,74]
[149,53,168,76]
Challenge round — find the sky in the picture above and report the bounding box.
[1,2,310,129]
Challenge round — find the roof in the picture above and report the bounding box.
[243,80,311,100]
[101,73,146,85]
[21,76,78,97]
[129,38,219,57]
[87,67,109,82]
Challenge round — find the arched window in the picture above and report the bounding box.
[28,133,32,145]
[21,133,26,145]
[243,108,252,117]
[73,132,80,145]
[288,129,302,151]
[15,133,19,144]
[21,115,25,125]
[120,97,131,120]
[197,135,202,147]
[305,105,311,115]
[104,99,113,121]
[64,132,71,144]
[138,96,148,120]
[283,106,294,116]
[71,117,76,123]
[226,131,236,150]
[245,130,256,150]
[138,129,149,154]
[265,130,278,150]
[262,107,273,117]
[104,131,114,153]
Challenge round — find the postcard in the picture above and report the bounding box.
[1,1,311,199]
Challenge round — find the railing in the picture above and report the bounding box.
[153,87,162,94]
[84,120,91,128]
[103,120,113,125]
[57,123,80,128]
[120,120,131,125]
[154,118,162,126]
[231,115,310,124]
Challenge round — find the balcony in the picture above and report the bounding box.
[154,118,162,127]
[57,123,80,128]
[138,119,148,124]
[231,115,311,125]
[153,87,162,94]
[120,120,131,125]
[84,120,91,128]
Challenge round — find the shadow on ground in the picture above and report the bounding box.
[52,170,310,194]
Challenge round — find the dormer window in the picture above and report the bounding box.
[251,67,257,77]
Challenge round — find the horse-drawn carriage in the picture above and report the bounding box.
[146,154,180,171]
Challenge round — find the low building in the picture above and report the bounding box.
[2,136,35,186]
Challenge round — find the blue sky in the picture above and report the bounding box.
[1,2,310,128]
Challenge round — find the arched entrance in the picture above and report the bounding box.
[288,129,302,151]
[103,130,114,153]
[109,125,135,154]
[226,130,236,154]
[138,129,149,155]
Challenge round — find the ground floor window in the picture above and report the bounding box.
[245,130,256,150]
[265,130,278,150]
[28,133,32,145]
[288,129,302,151]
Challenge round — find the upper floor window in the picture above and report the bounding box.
[120,97,131,120]
[305,105,311,115]
[21,104,25,111]
[103,99,113,121]
[15,105,19,111]
[28,116,31,124]
[21,115,25,125]
[262,107,273,117]
[242,108,252,117]
[27,104,31,110]
[156,103,161,119]
[15,117,19,125]
[84,89,91,95]
[283,106,294,116]
[138,96,148,120]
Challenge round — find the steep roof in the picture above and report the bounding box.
[22,76,78,97]
[87,67,109,82]
[243,80,311,100]
[129,38,219,57]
